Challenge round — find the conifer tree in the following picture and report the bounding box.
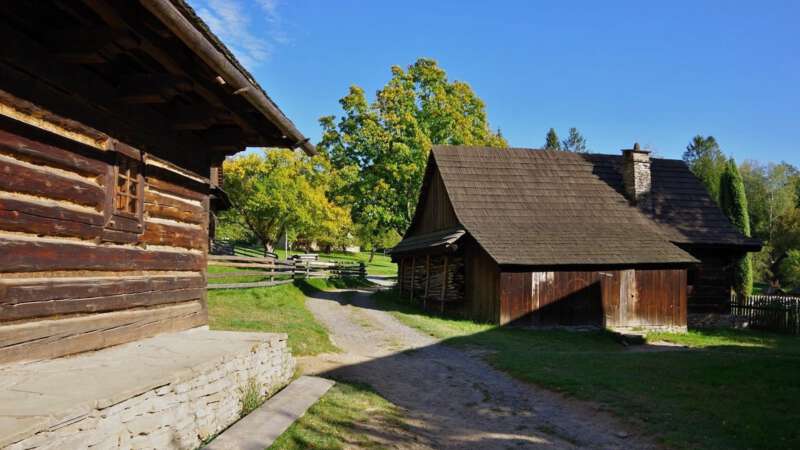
[561,127,587,152]
[544,128,560,150]
[720,158,753,295]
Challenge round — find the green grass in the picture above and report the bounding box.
[207,281,338,356]
[230,243,397,276]
[269,381,406,450]
[372,289,800,450]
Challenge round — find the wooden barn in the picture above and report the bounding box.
[391,145,760,329]
[0,1,313,363]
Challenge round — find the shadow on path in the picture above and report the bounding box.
[296,283,659,450]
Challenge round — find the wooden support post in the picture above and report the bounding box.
[423,254,431,309]
[440,255,448,313]
[410,256,416,302]
[398,258,404,295]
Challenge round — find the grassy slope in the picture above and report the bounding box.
[207,281,337,356]
[373,289,800,450]
[269,381,405,450]
[230,244,397,276]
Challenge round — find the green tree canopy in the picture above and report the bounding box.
[222,149,351,253]
[683,135,727,203]
[319,58,507,240]
[544,128,561,150]
[720,158,753,295]
[561,127,587,152]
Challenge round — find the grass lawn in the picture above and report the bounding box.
[269,381,406,450]
[372,289,800,450]
[228,243,397,276]
[207,280,338,356]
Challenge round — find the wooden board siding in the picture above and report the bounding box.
[0,119,209,364]
[498,268,687,328]
[463,240,500,323]
[410,169,459,235]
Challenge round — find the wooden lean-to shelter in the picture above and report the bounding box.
[0,0,314,364]
[391,145,760,329]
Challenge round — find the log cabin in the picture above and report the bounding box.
[391,145,761,330]
[0,1,314,364]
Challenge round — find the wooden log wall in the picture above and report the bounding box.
[0,119,209,364]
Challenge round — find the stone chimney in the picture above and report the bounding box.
[622,143,652,211]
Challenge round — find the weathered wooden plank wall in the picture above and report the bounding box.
[0,119,209,364]
[498,268,687,328]
[409,168,459,235]
[463,241,500,323]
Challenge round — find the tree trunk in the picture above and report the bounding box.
[263,241,274,256]
[369,247,375,262]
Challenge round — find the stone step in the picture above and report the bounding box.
[203,375,335,450]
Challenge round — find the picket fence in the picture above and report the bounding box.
[730,293,800,334]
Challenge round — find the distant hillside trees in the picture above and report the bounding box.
[318,58,507,248]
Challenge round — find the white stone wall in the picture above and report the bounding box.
[6,335,295,450]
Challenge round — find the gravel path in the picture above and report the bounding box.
[300,286,660,450]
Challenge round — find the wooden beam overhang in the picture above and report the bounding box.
[140,0,317,155]
[1,1,310,162]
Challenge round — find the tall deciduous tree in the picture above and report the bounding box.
[319,58,507,240]
[683,135,727,203]
[544,128,561,150]
[561,127,587,152]
[720,158,753,295]
[222,149,351,254]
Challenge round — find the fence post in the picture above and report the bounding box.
[359,262,366,278]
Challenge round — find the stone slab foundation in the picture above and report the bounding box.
[1,330,295,450]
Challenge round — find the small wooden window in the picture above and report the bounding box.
[114,155,141,217]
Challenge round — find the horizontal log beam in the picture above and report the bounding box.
[144,190,204,224]
[0,238,205,272]
[146,177,207,203]
[0,287,204,321]
[142,221,206,250]
[0,205,103,240]
[0,157,105,209]
[0,274,204,305]
[0,125,108,176]
[0,300,204,364]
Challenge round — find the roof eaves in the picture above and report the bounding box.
[144,0,316,156]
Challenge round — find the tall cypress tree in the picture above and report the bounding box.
[544,128,561,150]
[720,158,753,295]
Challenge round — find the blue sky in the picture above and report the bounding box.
[189,0,799,165]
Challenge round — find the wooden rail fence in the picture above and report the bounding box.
[731,293,800,334]
[207,255,366,290]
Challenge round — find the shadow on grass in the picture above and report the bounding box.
[296,286,800,450]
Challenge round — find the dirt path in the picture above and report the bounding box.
[300,287,660,449]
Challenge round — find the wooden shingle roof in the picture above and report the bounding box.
[426,146,700,267]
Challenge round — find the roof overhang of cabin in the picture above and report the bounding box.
[0,0,313,174]
[389,227,466,259]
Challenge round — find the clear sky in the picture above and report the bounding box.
[189,0,799,165]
